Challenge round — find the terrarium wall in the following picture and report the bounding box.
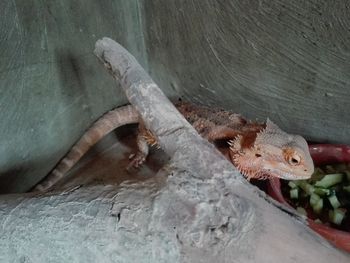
[1,0,349,193]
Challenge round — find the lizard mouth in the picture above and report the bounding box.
[275,171,311,180]
[264,167,312,180]
[232,156,311,180]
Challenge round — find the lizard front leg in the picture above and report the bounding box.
[127,122,158,170]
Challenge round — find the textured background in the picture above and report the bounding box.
[1,0,350,193]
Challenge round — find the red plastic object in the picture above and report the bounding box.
[268,144,350,253]
[309,144,350,166]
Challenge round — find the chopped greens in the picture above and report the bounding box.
[288,181,298,189]
[328,194,341,209]
[314,219,323,224]
[314,173,343,188]
[310,193,321,207]
[313,198,324,214]
[296,207,307,216]
[329,209,346,225]
[290,188,299,199]
[284,163,350,230]
[298,181,315,195]
[314,188,330,196]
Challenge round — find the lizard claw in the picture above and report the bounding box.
[126,152,147,171]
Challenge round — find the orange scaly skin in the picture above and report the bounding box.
[33,101,314,192]
[228,119,314,180]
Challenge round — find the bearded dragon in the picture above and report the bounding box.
[33,101,314,192]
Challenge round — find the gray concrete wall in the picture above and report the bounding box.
[1,0,350,193]
[144,0,350,143]
[0,0,147,193]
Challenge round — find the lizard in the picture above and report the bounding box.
[32,101,314,192]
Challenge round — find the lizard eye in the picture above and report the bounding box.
[287,154,301,166]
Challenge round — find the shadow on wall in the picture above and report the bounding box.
[0,155,54,194]
[55,49,92,111]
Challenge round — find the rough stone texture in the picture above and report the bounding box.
[0,130,348,262]
[0,179,183,263]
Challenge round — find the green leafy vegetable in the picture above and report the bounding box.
[296,207,307,216]
[290,188,298,199]
[314,219,323,224]
[285,163,349,229]
[329,209,346,225]
[310,193,321,207]
[314,173,343,188]
[288,181,298,189]
[313,188,330,196]
[312,198,323,214]
[298,181,315,195]
[328,194,341,209]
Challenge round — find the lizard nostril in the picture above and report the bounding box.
[255,153,261,158]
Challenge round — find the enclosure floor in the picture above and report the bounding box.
[52,125,169,191]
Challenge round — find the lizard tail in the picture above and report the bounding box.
[33,105,139,192]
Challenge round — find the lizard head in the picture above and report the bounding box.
[228,119,314,180]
